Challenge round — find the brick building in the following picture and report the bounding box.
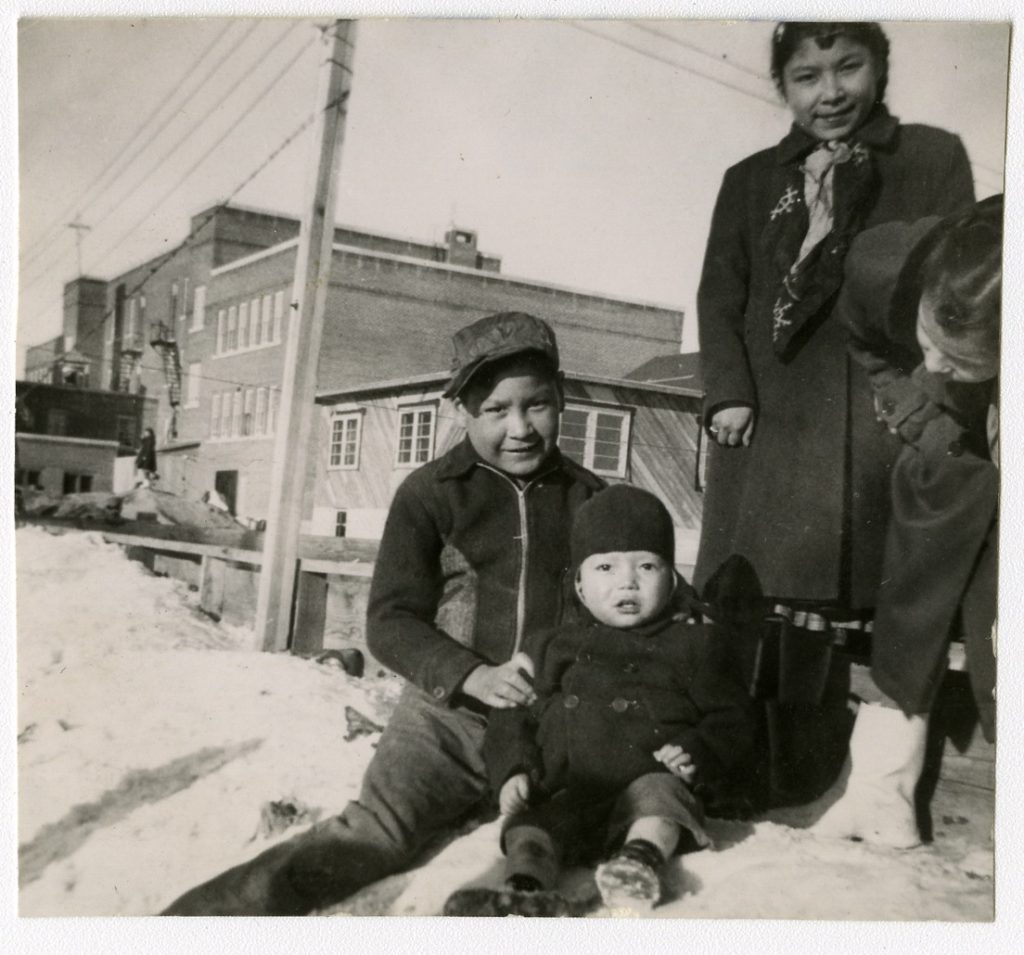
[33,203,685,521]
[14,381,157,495]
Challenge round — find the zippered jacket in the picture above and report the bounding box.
[366,438,604,705]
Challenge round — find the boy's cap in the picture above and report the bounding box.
[443,312,559,399]
[571,485,675,569]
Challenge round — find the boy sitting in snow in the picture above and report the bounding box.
[163,312,604,915]
[447,485,755,915]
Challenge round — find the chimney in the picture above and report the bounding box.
[444,228,479,268]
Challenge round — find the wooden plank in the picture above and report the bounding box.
[199,556,226,620]
[292,572,329,655]
[298,557,375,577]
[101,532,263,566]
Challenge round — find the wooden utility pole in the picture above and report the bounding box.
[255,20,356,651]
[67,217,90,276]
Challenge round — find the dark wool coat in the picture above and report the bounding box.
[694,108,976,607]
[136,431,157,473]
[484,614,755,803]
[838,219,997,734]
[366,439,604,704]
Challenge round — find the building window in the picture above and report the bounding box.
[255,388,268,435]
[139,295,147,342]
[181,278,189,321]
[238,301,249,350]
[62,472,93,494]
[231,390,243,437]
[335,511,348,538]
[124,298,138,349]
[210,393,221,439]
[47,409,69,436]
[559,405,631,478]
[185,362,201,408]
[169,282,179,323]
[269,389,280,433]
[192,285,206,331]
[329,412,362,469]
[396,405,435,466]
[262,294,273,344]
[216,310,225,353]
[220,390,232,438]
[227,306,238,351]
[273,291,285,343]
[242,388,254,436]
[116,414,137,448]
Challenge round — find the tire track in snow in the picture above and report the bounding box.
[19,739,263,887]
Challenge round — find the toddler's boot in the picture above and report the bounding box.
[595,838,664,913]
[813,701,927,849]
[503,824,558,891]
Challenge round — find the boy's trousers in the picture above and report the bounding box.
[162,684,490,915]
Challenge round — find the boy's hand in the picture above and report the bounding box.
[710,407,754,447]
[499,773,531,816]
[654,744,697,783]
[461,652,537,708]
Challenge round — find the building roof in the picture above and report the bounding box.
[625,352,703,392]
[316,367,701,404]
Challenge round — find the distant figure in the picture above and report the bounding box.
[135,428,158,488]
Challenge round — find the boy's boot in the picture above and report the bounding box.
[813,702,928,849]
[595,838,664,913]
[503,824,558,892]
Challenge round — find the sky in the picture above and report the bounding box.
[12,13,1010,374]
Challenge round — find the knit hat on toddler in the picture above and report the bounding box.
[571,485,675,570]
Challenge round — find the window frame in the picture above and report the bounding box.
[558,402,633,479]
[328,410,364,470]
[334,510,348,538]
[395,403,436,468]
[191,285,206,332]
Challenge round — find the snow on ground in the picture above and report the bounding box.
[16,526,993,920]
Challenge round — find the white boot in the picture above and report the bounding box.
[812,702,927,849]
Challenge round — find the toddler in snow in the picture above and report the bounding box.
[458,485,754,913]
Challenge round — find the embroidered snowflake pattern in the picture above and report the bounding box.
[769,186,800,221]
[771,298,794,340]
[850,143,869,166]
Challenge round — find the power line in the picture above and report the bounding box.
[86,23,315,275]
[627,22,770,82]
[18,37,336,400]
[21,21,307,302]
[564,20,780,108]
[19,20,242,271]
[576,20,1005,187]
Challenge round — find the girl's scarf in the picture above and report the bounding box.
[762,106,899,359]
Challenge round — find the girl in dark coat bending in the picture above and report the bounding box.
[694,21,976,803]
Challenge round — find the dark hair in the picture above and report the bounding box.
[771,22,890,103]
[918,196,1002,362]
[458,351,562,407]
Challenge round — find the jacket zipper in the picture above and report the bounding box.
[479,463,554,657]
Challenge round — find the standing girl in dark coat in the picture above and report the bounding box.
[694,21,976,803]
[135,427,158,487]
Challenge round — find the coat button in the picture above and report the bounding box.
[624,662,639,673]
[881,399,896,415]
[611,697,630,713]
[947,440,964,457]
[433,687,445,699]
[563,694,580,709]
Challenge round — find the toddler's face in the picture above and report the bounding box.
[781,35,879,142]
[454,360,563,477]
[575,551,674,629]
[916,305,998,383]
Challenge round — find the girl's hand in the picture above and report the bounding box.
[462,652,537,708]
[710,407,755,447]
[654,744,697,783]
[500,773,531,815]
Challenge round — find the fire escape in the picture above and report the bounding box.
[149,321,183,440]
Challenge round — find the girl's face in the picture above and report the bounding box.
[781,35,880,142]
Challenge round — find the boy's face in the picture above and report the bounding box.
[781,35,879,143]
[916,304,997,383]
[453,359,563,478]
[575,551,674,629]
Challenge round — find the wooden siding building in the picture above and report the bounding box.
[313,369,706,572]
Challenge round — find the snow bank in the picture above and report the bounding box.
[16,527,994,921]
